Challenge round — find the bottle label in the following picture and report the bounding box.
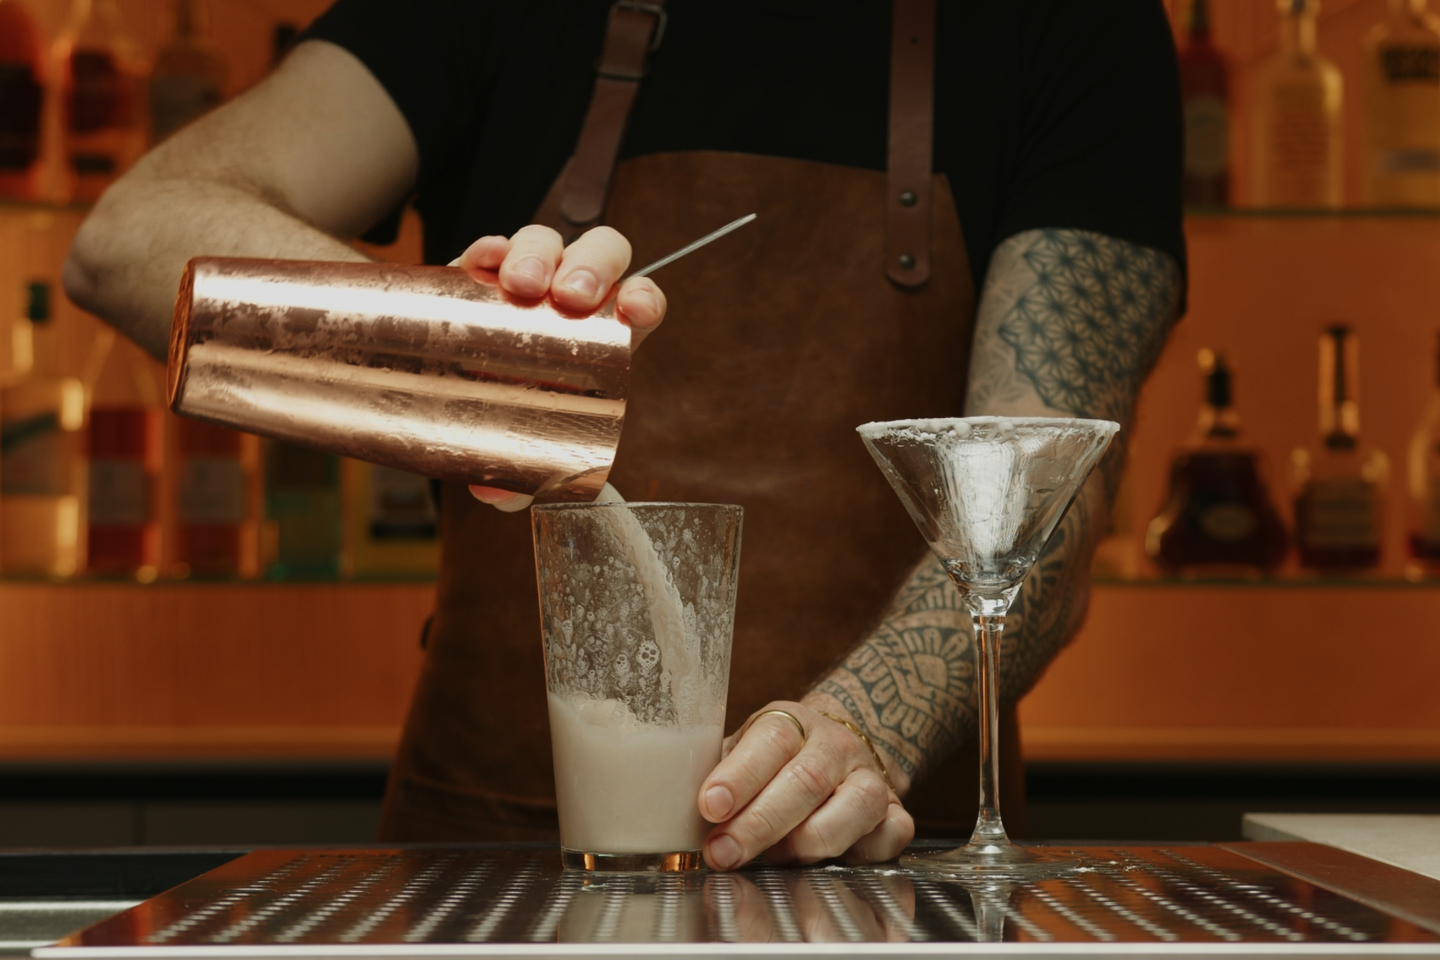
[1381,46,1440,84]
[0,64,43,170]
[369,466,437,541]
[1268,82,1336,201]
[89,458,149,525]
[0,412,65,495]
[1184,95,1229,178]
[1300,478,1380,549]
[1198,503,1256,542]
[68,50,120,134]
[179,456,246,524]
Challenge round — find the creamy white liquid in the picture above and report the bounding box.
[549,691,723,853]
[593,483,703,722]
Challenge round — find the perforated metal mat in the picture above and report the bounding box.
[36,844,1440,958]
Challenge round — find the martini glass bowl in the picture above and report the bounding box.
[857,416,1118,880]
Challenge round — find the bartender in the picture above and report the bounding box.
[63,1,1184,870]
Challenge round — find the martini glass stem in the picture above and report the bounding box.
[969,608,1010,851]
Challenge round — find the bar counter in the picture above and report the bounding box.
[3,822,1440,958]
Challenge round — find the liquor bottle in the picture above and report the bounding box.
[342,459,439,578]
[84,327,160,579]
[53,0,147,203]
[1361,0,1440,207]
[1180,0,1231,207]
[1407,332,1440,566]
[263,442,341,580]
[1293,326,1388,570]
[0,0,45,201]
[173,418,255,578]
[148,0,226,145]
[1146,350,1288,576]
[1251,0,1344,208]
[0,281,84,577]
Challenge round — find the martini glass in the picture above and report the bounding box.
[857,416,1118,880]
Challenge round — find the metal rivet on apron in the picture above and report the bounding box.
[898,190,917,207]
[898,253,916,269]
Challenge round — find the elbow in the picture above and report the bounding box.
[63,204,119,320]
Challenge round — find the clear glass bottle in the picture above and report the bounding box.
[148,0,225,145]
[1146,350,1288,576]
[1407,331,1440,568]
[1361,0,1440,207]
[341,459,439,579]
[263,442,341,580]
[53,0,147,203]
[0,281,84,577]
[1293,326,1388,571]
[0,0,46,202]
[1180,0,1231,207]
[1252,0,1344,208]
[84,327,160,580]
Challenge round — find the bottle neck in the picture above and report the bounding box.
[174,0,205,39]
[1281,5,1318,57]
[1190,0,1212,41]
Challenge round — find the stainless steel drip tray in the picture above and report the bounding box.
[35,843,1440,958]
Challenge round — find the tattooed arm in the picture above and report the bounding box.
[806,229,1179,789]
[697,228,1177,870]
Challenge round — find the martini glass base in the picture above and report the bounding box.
[901,842,1083,881]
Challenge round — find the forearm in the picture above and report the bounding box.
[66,164,367,360]
[63,40,419,361]
[809,227,1178,792]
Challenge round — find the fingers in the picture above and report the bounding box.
[496,224,566,299]
[841,795,915,866]
[764,767,898,866]
[700,703,811,827]
[552,225,631,313]
[468,484,533,512]
[451,235,509,273]
[616,276,666,345]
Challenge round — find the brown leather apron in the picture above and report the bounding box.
[378,1,1025,844]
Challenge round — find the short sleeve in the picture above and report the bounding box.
[1000,0,1186,297]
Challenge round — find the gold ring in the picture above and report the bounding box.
[751,708,807,747]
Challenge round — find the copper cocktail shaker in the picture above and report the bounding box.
[167,258,629,502]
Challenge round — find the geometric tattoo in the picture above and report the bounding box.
[999,230,1176,427]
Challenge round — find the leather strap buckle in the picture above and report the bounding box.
[612,0,667,52]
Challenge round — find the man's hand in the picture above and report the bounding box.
[452,224,667,340]
[696,701,914,871]
[458,224,668,510]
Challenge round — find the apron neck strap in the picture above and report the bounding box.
[556,0,937,291]
[887,0,936,288]
[557,1,667,239]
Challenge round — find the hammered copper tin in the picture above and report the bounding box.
[167,258,630,502]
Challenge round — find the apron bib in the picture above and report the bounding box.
[377,149,1026,842]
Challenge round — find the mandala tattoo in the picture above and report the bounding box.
[814,556,973,780]
[813,229,1174,789]
[997,230,1175,426]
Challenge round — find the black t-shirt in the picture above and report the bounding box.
[306,0,1186,293]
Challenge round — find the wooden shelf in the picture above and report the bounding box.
[0,581,431,762]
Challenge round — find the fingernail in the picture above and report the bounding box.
[560,269,599,299]
[708,834,742,871]
[511,256,546,286]
[704,784,733,821]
